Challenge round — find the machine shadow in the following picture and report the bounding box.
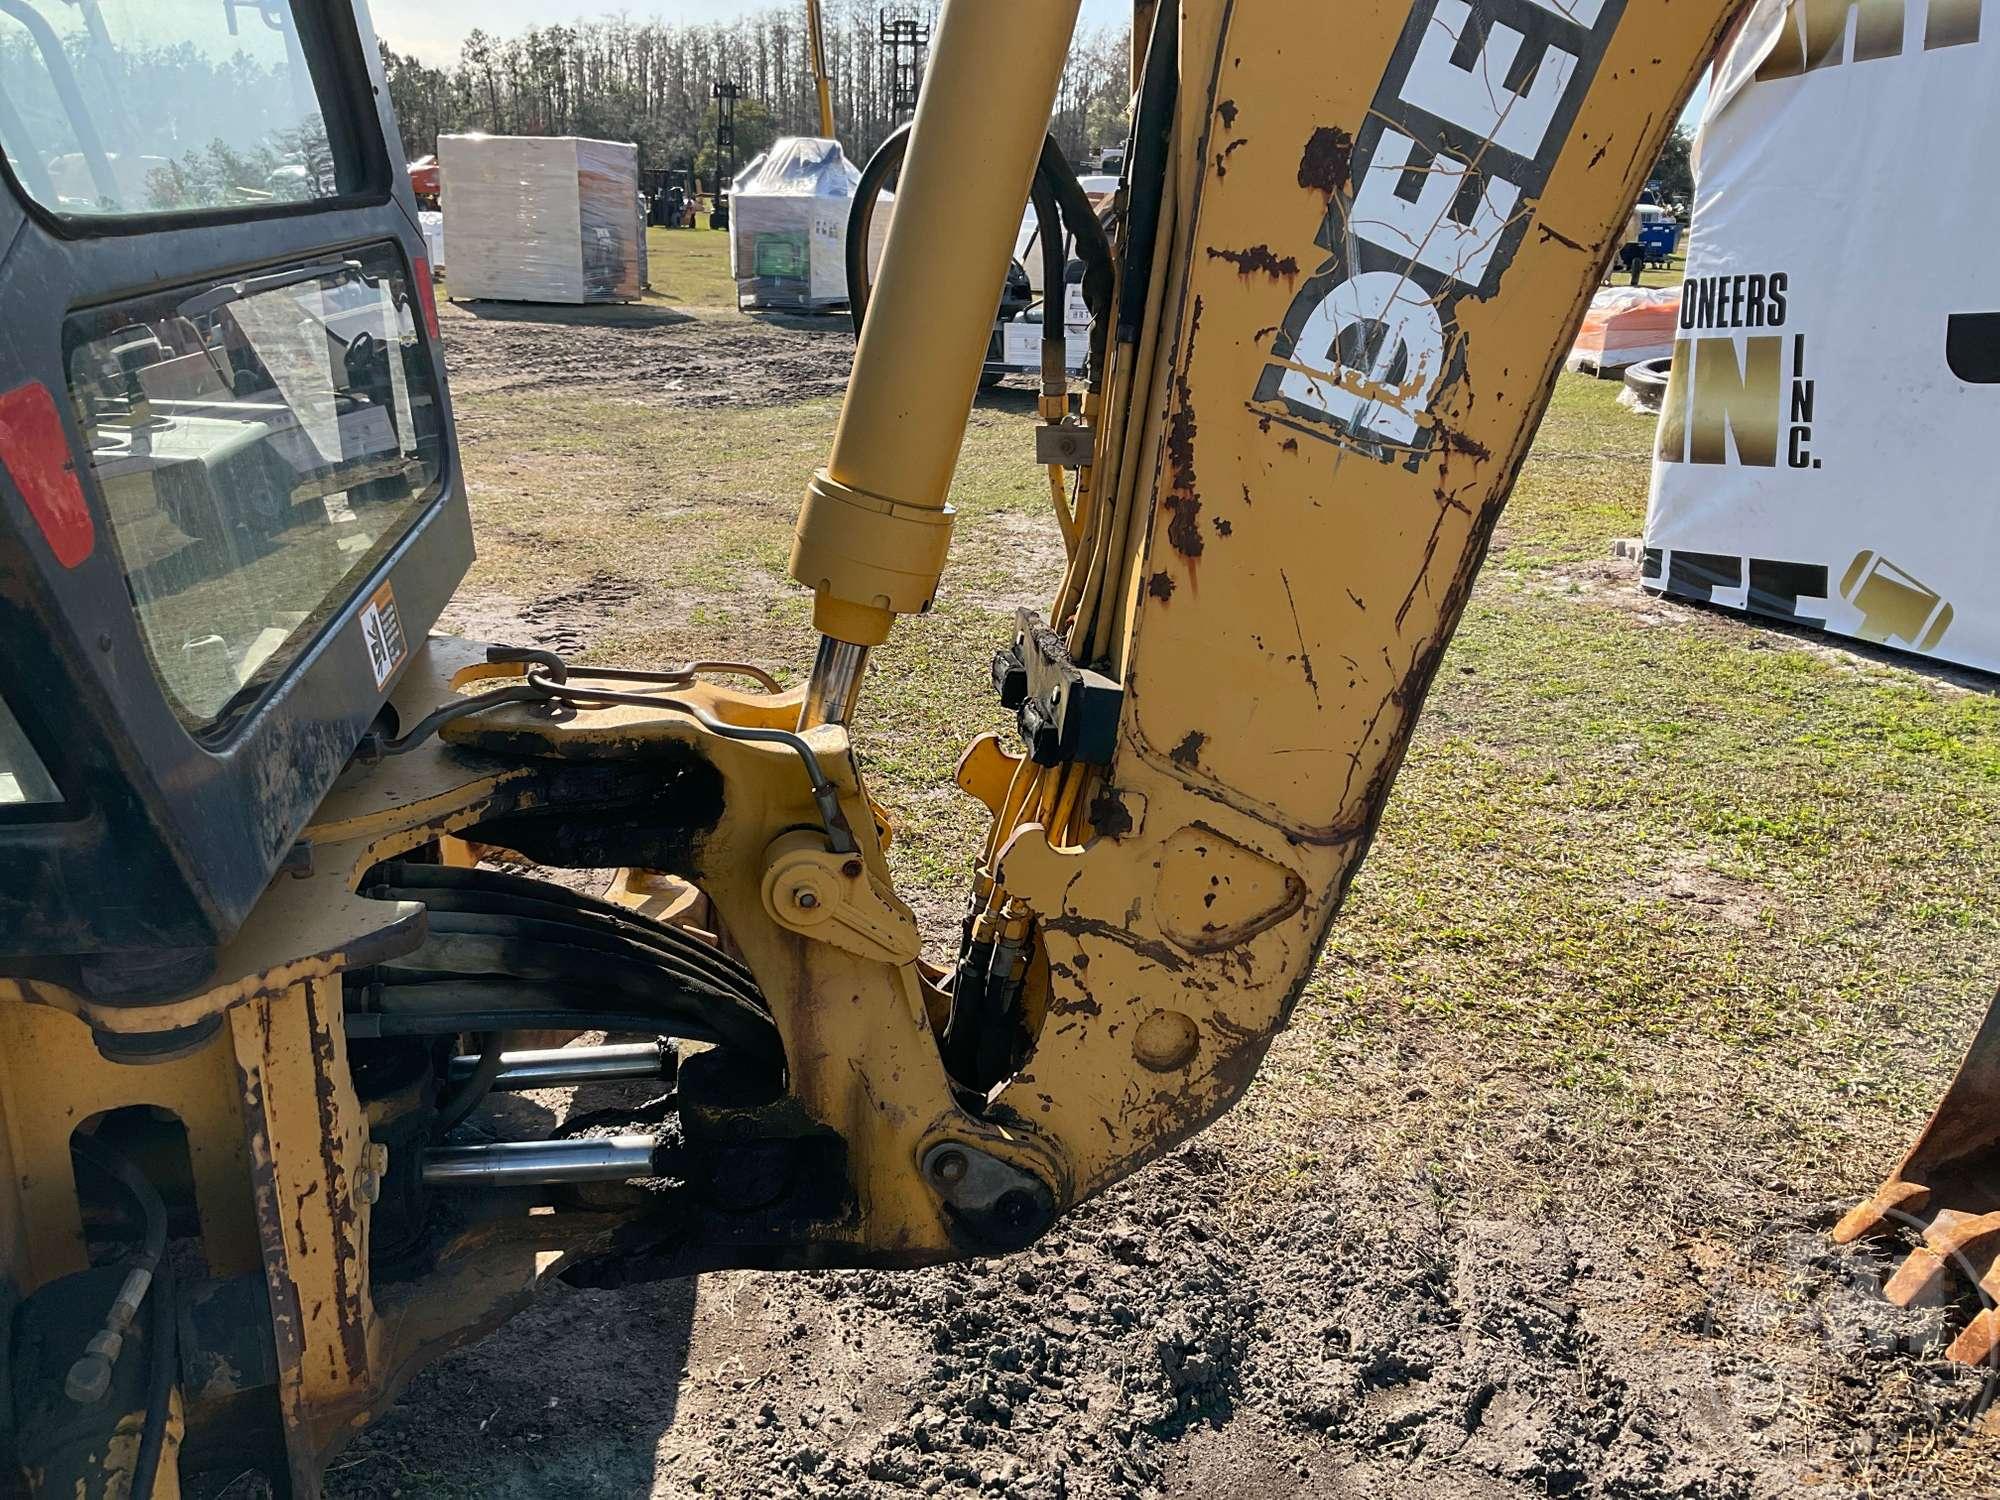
[973,383,1038,414]
[445,299,696,332]
[319,1066,702,1498]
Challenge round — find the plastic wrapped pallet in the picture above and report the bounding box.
[1566,287,1681,376]
[417,209,445,272]
[437,134,643,305]
[728,137,862,310]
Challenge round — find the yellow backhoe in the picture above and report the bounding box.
[0,0,1980,1494]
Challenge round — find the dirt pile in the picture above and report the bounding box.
[326,1142,1982,1500]
[653,1167,1990,1500]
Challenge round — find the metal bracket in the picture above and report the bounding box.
[990,609,1122,767]
[921,1141,1055,1250]
[1034,420,1094,469]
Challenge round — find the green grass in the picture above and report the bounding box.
[438,225,736,311]
[645,224,737,310]
[454,227,2000,1211]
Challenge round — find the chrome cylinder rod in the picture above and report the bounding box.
[445,1041,672,1093]
[798,636,870,730]
[421,1135,663,1188]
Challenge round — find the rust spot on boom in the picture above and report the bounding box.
[1147,571,1176,602]
[1204,245,1299,280]
[1170,731,1206,770]
[1297,126,1353,198]
[1164,298,1205,563]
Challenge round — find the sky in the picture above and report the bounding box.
[365,0,1709,130]
[367,0,1136,66]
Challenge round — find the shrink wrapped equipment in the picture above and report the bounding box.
[728,137,862,311]
[438,134,644,305]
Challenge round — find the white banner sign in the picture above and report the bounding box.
[1643,0,1999,671]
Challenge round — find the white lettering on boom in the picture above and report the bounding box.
[1402,0,1579,158]
[1350,127,1523,290]
[1256,0,1623,457]
[1278,271,1447,447]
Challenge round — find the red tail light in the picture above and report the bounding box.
[0,380,93,569]
[411,257,441,340]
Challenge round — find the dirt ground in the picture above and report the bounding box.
[440,299,855,407]
[306,294,2000,1500]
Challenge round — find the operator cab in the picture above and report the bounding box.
[0,0,469,1000]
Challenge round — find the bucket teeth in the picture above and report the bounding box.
[1882,1209,2000,1309]
[1946,1308,2000,1368]
[1833,1178,1932,1245]
[1836,986,2000,1365]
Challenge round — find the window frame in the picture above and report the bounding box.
[0,0,391,240]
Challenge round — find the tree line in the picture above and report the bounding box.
[378,6,1135,187]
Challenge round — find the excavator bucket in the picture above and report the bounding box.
[1836,986,2000,1365]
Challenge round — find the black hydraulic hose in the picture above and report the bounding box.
[847,123,914,337]
[1036,136,1115,382]
[364,972,768,1058]
[394,913,762,1012]
[377,682,552,756]
[378,887,766,1005]
[70,1136,166,1270]
[1119,0,1180,349]
[367,863,766,1003]
[130,1260,174,1500]
[353,944,781,1057]
[433,1032,506,1134]
[849,125,1116,388]
[1031,167,1066,395]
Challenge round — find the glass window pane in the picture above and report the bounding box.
[0,692,57,806]
[66,243,443,730]
[0,0,348,219]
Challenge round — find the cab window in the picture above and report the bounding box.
[65,245,444,731]
[0,692,57,807]
[0,0,353,219]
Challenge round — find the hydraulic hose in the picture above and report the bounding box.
[846,123,914,337]
[65,1137,174,1499]
[366,863,766,1004]
[849,129,1114,384]
[1035,135,1114,383]
[1031,168,1067,402]
[434,1033,507,1135]
[130,1260,174,1500]
[1117,0,1179,350]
